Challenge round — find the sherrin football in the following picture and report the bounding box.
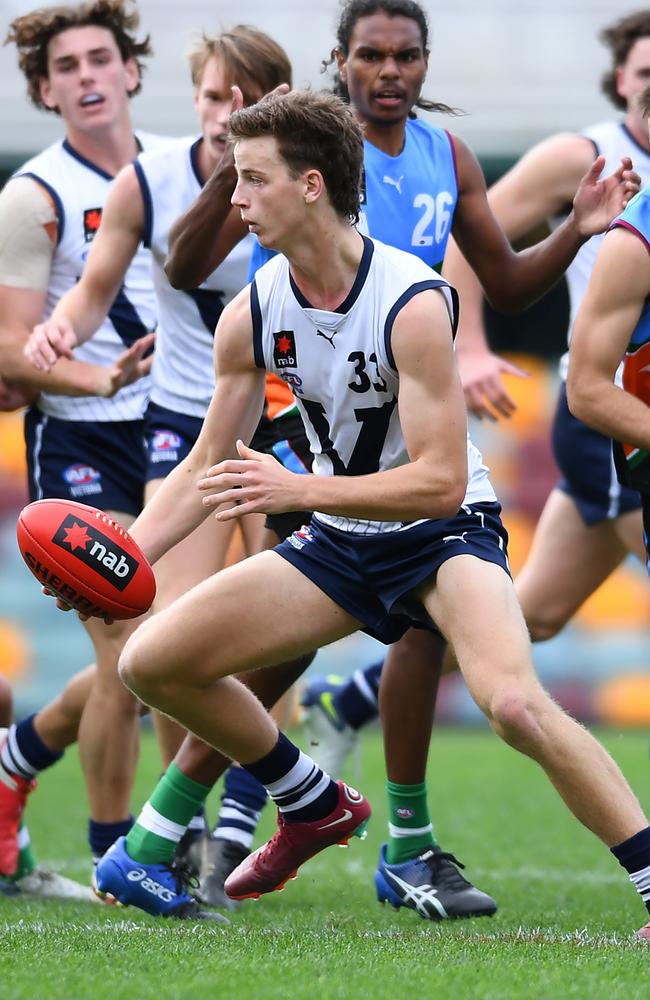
[16,499,156,621]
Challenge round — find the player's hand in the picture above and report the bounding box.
[99,332,155,397]
[0,375,38,412]
[41,586,113,624]
[572,155,641,237]
[198,440,306,520]
[25,317,78,372]
[456,347,528,420]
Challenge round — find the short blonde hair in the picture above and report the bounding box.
[189,25,291,105]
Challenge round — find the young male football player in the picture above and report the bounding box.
[73,90,650,937]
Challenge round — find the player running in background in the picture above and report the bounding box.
[304,1,650,822]
[0,0,163,889]
[73,89,650,936]
[568,81,650,593]
[164,0,642,922]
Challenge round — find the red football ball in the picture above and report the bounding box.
[16,499,156,621]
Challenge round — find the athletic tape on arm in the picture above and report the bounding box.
[0,177,57,291]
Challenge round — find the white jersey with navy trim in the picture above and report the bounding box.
[15,132,169,422]
[134,137,254,417]
[559,121,650,381]
[252,236,495,535]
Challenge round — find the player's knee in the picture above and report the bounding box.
[488,689,541,750]
[118,631,153,700]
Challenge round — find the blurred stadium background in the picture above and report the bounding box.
[0,0,647,724]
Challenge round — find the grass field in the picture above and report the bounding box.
[0,725,648,1000]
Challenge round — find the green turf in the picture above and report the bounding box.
[0,726,648,1000]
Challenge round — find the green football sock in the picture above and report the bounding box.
[9,823,37,881]
[126,762,211,865]
[385,780,437,864]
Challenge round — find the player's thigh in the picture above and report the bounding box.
[611,505,648,565]
[515,489,626,631]
[418,555,539,715]
[144,478,236,607]
[124,550,361,686]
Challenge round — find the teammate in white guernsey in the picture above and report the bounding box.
[444,9,650,650]
[0,3,169,892]
[62,90,649,933]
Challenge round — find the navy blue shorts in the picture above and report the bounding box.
[24,408,146,516]
[275,501,510,643]
[144,402,201,482]
[552,383,641,525]
[251,411,313,542]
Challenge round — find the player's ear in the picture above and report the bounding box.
[303,169,324,205]
[39,76,58,112]
[124,56,140,96]
[335,47,347,84]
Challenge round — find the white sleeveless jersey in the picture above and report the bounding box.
[559,121,650,381]
[134,137,254,417]
[252,236,496,535]
[15,132,169,421]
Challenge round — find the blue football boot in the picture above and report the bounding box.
[375,843,497,920]
[95,836,228,922]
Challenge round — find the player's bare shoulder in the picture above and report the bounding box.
[214,283,256,372]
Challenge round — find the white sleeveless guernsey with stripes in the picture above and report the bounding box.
[252,235,496,535]
[134,137,254,418]
[16,133,169,422]
[559,121,650,381]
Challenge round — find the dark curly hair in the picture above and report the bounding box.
[321,0,460,118]
[600,10,650,111]
[5,0,152,113]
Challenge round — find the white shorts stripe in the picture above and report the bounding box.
[32,414,47,501]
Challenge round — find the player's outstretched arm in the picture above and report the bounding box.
[165,85,249,290]
[128,286,266,566]
[567,226,650,451]
[199,288,467,523]
[449,133,632,315]
[442,134,596,419]
[24,165,145,373]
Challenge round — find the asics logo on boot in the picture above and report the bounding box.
[126,868,146,882]
[126,868,175,903]
[385,871,448,919]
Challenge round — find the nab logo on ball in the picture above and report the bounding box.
[52,515,138,592]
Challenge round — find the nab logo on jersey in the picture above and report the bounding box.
[52,514,138,592]
[273,331,297,369]
[83,207,103,243]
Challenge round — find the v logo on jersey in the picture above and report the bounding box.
[316,329,337,349]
